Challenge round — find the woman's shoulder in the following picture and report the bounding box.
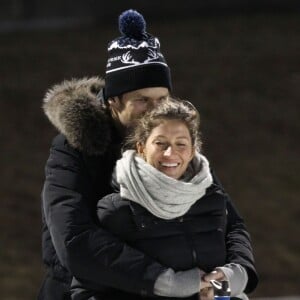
[205,182,226,196]
[186,183,227,216]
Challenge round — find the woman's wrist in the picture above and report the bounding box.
[216,263,248,296]
[154,267,202,297]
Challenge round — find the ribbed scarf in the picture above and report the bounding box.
[116,150,213,219]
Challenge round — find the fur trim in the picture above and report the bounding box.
[43,77,112,155]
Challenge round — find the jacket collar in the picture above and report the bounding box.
[43,77,115,155]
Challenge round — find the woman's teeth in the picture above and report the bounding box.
[160,162,179,167]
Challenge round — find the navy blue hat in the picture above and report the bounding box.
[104,9,172,99]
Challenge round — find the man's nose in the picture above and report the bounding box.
[149,99,161,109]
[153,99,160,107]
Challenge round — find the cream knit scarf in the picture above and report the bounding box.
[116,150,213,220]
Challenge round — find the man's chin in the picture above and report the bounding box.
[126,116,144,130]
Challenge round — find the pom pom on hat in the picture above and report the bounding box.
[118,9,146,39]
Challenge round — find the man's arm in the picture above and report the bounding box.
[42,136,166,297]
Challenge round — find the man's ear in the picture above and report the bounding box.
[108,97,121,111]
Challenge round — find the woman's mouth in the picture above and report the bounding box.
[160,162,179,167]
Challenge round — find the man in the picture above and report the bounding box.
[39,9,257,300]
[39,9,172,300]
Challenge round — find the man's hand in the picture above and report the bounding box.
[199,287,213,300]
[200,278,211,290]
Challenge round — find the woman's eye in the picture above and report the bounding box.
[155,141,166,147]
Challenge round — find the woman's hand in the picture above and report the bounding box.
[203,269,226,282]
[198,269,226,300]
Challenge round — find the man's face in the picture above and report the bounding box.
[109,87,169,127]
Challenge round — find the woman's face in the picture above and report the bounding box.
[137,119,195,179]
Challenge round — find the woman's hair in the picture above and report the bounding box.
[125,97,202,151]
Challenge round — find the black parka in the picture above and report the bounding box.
[39,78,168,299]
[71,184,258,300]
[39,78,258,300]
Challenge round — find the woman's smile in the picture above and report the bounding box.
[138,119,195,179]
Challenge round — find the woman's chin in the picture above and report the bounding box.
[160,169,180,179]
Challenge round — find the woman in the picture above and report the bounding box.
[71,99,258,300]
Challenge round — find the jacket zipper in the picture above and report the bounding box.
[191,248,197,264]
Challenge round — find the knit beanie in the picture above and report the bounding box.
[104,9,172,100]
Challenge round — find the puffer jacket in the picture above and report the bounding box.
[39,77,258,300]
[39,78,167,300]
[71,184,258,300]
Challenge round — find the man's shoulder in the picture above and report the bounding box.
[51,134,78,153]
[46,134,83,168]
[49,106,114,155]
[51,133,68,146]
[43,77,113,156]
[49,133,109,160]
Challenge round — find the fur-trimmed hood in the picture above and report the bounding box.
[43,77,113,156]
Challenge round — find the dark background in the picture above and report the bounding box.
[0,2,299,299]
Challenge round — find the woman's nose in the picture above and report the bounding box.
[163,146,173,156]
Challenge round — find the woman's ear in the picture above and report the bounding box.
[136,142,145,156]
[189,146,196,161]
